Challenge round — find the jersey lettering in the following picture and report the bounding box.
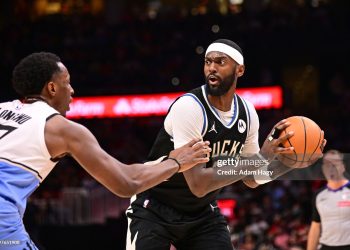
[0,109,32,124]
[212,140,242,158]
[0,124,17,139]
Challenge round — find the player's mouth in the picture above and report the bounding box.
[207,74,220,86]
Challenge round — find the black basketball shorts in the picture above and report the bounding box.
[126,195,233,250]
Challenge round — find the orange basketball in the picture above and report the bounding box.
[277,116,324,168]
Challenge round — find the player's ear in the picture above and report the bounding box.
[237,64,245,78]
[47,81,57,96]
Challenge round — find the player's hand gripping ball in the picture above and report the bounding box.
[277,116,324,168]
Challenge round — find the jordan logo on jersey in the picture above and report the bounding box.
[208,122,218,133]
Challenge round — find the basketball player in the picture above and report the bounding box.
[0,52,211,250]
[126,39,326,250]
[307,150,350,250]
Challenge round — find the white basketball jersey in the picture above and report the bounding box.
[0,100,59,218]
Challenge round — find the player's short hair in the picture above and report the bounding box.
[12,52,61,97]
[205,39,244,65]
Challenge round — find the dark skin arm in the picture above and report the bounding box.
[44,115,211,197]
[183,120,294,197]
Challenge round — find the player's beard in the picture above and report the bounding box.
[205,69,237,97]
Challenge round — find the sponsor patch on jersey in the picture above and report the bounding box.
[238,119,246,133]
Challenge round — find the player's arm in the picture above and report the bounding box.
[183,120,294,197]
[307,221,321,250]
[44,115,210,197]
[164,95,217,197]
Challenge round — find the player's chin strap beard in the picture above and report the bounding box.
[23,95,48,104]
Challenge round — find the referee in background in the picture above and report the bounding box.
[307,149,350,250]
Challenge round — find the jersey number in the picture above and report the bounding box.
[0,124,17,139]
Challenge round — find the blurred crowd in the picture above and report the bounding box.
[221,179,326,250]
[1,0,349,249]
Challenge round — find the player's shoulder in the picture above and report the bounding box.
[45,114,86,134]
[0,100,24,109]
[165,88,206,125]
[236,94,259,127]
[34,101,61,118]
[237,94,256,112]
[171,92,204,113]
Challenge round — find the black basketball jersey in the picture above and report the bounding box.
[145,85,250,214]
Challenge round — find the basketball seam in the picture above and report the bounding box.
[301,117,307,162]
[309,127,322,161]
[284,127,297,162]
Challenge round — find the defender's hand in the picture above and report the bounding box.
[169,139,211,172]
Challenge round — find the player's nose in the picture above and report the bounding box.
[208,63,218,73]
[70,85,75,96]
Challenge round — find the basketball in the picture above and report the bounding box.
[277,116,324,168]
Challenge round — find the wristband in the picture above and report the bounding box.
[255,152,268,161]
[253,153,273,185]
[167,157,181,172]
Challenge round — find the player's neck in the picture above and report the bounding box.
[23,95,48,104]
[327,179,349,190]
[208,88,236,112]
